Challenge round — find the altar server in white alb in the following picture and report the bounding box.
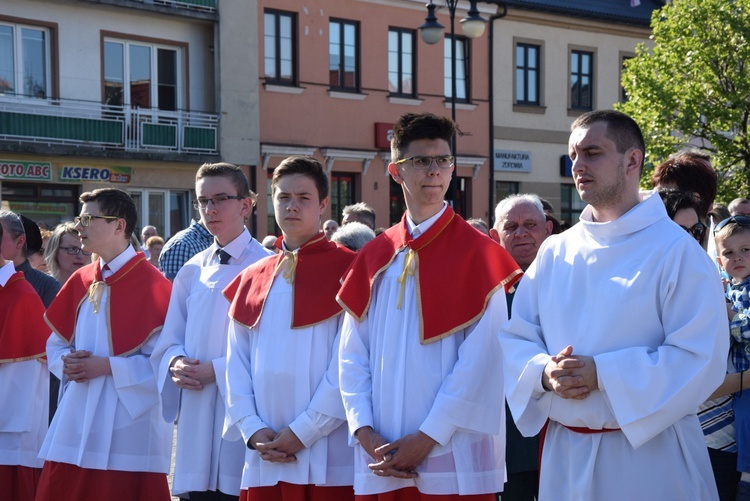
[151,163,272,500]
[38,188,173,500]
[337,112,521,500]
[0,221,49,501]
[499,110,729,501]
[223,156,356,501]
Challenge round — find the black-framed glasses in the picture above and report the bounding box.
[193,195,245,210]
[73,214,120,227]
[394,155,454,170]
[58,246,93,257]
[714,215,750,234]
[680,223,706,242]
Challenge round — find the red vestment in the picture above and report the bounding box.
[224,233,356,328]
[44,252,171,356]
[0,272,48,363]
[337,206,522,343]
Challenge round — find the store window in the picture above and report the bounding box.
[560,183,585,226]
[494,181,520,208]
[0,22,51,99]
[330,173,355,223]
[0,182,78,228]
[129,188,191,241]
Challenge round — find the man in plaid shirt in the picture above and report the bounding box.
[158,219,213,280]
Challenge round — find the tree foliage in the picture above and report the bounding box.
[616,0,750,202]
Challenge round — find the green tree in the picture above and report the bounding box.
[616,0,750,202]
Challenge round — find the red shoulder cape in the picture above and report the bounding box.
[0,272,49,363]
[224,233,356,329]
[44,253,172,356]
[337,206,522,343]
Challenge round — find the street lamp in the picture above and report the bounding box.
[419,0,504,210]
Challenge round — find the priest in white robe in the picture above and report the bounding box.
[500,110,728,501]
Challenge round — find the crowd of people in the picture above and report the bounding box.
[0,109,747,501]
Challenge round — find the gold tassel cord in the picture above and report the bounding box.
[88,280,107,314]
[396,249,416,310]
[273,251,299,284]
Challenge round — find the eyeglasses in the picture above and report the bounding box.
[58,246,93,257]
[73,214,120,227]
[714,215,750,234]
[192,195,245,210]
[680,223,706,242]
[394,155,454,170]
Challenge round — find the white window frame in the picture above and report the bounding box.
[103,38,183,111]
[0,22,52,102]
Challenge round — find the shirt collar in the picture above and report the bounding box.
[0,261,15,287]
[212,228,251,262]
[406,202,448,238]
[101,244,136,277]
[191,219,212,239]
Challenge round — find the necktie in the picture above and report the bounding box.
[218,249,231,265]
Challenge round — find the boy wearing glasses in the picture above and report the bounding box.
[337,113,521,499]
[223,156,356,500]
[38,188,173,500]
[151,162,272,500]
[715,215,750,499]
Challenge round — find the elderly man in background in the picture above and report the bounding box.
[490,193,552,500]
[342,202,376,230]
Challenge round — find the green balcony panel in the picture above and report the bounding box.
[143,123,177,148]
[180,0,216,8]
[183,126,216,151]
[0,111,122,144]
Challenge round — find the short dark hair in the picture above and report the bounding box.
[657,189,702,221]
[196,162,255,204]
[391,113,456,161]
[651,150,716,219]
[271,156,329,200]
[571,110,646,173]
[79,188,137,239]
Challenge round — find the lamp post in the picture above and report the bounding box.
[419,0,506,211]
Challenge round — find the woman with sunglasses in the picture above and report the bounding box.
[657,189,707,244]
[44,222,92,285]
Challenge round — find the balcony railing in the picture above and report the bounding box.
[0,98,219,156]
[131,0,217,13]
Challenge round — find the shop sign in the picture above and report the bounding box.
[59,165,132,184]
[375,122,394,150]
[494,149,532,172]
[0,160,52,181]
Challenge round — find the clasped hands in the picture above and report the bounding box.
[542,345,598,400]
[249,427,304,463]
[356,426,436,479]
[61,349,111,383]
[169,356,215,390]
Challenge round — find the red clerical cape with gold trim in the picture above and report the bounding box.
[337,206,522,343]
[44,253,171,356]
[0,272,48,363]
[224,233,356,329]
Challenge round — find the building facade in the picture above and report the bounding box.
[492,0,662,225]
[0,0,663,239]
[0,0,243,240]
